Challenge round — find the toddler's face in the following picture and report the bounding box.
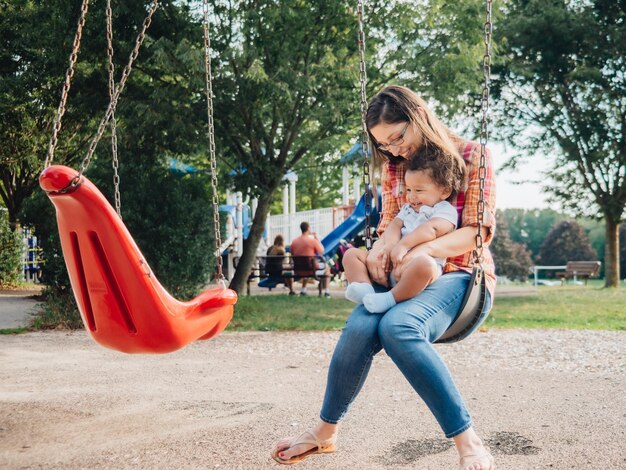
[404,169,450,211]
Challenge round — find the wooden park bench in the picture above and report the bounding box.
[234,255,331,296]
[556,261,601,285]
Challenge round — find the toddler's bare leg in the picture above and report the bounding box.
[391,255,440,303]
[342,248,370,283]
[343,248,376,304]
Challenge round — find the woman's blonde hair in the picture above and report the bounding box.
[366,85,463,164]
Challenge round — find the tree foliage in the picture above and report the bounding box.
[502,208,566,260]
[494,0,626,286]
[0,211,22,287]
[619,225,626,279]
[2,0,498,295]
[537,220,598,267]
[208,0,494,292]
[490,210,533,281]
[7,1,222,304]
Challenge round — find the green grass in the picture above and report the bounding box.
[488,285,626,330]
[0,327,30,334]
[229,285,626,332]
[5,284,624,334]
[229,295,353,331]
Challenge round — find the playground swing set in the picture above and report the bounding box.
[40,0,493,354]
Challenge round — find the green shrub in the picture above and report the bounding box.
[0,212,22,287]
[32,286,83,330]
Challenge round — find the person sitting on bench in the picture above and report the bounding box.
[289,222,331,297]
[266,235,295,295]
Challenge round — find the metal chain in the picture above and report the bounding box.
[202,0,225,283]
[77,0,159,177]
[45,0,90,168]
[474,0,492,264]
[357,0,373,250]
[106,0,122,218]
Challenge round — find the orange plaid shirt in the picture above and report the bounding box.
[377,141,497,298]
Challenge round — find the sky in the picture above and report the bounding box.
[491,141,552,211]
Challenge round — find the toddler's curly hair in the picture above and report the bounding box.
[406,145,467,201]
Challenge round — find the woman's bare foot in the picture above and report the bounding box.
[273,421,338,463]
[453,427,494,470]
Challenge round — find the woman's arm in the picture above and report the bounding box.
[390,218,455,266]
[393,225,488,278]
[413,225,490,259]
[376,161,401,236]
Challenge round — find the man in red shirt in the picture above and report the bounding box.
[289,222,331,297]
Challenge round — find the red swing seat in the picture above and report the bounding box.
[40,165,237,354]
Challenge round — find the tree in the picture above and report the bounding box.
[494,1,626,287]
[210,0,495,293]
[490,210,533,281]
[619,225,626,278]
[8,1,223,300]
[536,221,597,267]
[502,208,566,260]
[0,210,22,287]
[0,0,93,226]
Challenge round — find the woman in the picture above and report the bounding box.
[272,85,497,470]
[266,235,295,295]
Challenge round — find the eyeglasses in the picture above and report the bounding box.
[375,123,409,152]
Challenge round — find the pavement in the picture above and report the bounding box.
[0,288,43,330]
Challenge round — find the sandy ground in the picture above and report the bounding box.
[1,327,625,470]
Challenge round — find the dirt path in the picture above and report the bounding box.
[0,329,624,469]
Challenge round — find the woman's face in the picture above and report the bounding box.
[370,121,421,160]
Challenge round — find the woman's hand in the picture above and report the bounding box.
[390,243,409,267]
[393,244,432,280]
[366,239,390,286]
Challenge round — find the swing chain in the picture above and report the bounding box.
[77,0,159,177]
[474,0,492,265]
[45,0,90,169]
[202,0,224,282]
[106,0,122,218]
[357,0,373,250]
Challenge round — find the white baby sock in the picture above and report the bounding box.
[363,291,397,313]
[345,282,375,304]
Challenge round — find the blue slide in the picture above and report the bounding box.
[257,191,380,290]
[321,191,381,258]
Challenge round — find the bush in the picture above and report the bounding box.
[32,287,83,330]
[0,212,22,287]
[491,211,533,282]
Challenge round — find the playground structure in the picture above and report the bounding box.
[21,227,43,283]
[220,152,380,283]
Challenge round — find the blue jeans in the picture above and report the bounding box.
[320,271,492,438]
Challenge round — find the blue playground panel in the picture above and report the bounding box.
[256,192,381,290]
[320,191,381,258]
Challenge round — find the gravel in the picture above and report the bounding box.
[0,329,625,469]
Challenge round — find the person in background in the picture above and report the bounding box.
[266,235,295,295]
[289,222,331,297]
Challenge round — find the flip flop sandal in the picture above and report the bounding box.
[271,430,337,465]
[459,449,495,470]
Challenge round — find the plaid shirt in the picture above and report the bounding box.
[377,141,497,298]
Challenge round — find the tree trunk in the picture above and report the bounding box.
[604,217,620,288]
[228,193,273,294]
